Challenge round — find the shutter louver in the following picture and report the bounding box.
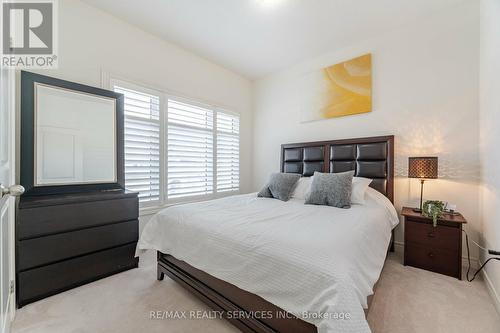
[114,86,161,203]
[217,112,240,193]
[167,99,214,199]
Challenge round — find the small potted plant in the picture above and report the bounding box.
[422,200,445,227]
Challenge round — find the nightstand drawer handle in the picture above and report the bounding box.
[428,232,435,238]
[428,252,434,258]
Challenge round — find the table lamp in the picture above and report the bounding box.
[408,157,438,212]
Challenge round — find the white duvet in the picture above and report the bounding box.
[138,188,399,333]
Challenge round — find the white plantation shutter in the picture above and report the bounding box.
[216,112,240,192]
[114,85,161,204]
[111,77,241,207]
[167,99,214,199]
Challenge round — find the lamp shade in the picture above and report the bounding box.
[408,157,438,179]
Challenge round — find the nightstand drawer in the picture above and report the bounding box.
[405,242,460,278]
[405,219,460,251]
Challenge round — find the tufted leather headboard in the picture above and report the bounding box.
[280,135,394,203]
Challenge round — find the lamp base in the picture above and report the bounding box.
[412,208,422,213]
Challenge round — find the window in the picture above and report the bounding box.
[114,85,161,204]
[112,80,240,208]
[217,112,240,192]
[167,99,214,199]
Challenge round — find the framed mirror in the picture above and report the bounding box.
[21,71,125,196]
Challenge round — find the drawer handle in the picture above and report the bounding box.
[428,252,434,258]
[428,232,435,238]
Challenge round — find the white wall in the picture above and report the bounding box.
[479,0,500,313]
[28,0,253,193]
[252,1,481,258]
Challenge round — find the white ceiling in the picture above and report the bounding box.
[82,0,466,79]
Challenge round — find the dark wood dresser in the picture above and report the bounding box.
[16,190,139,307]
[402,206,467,280]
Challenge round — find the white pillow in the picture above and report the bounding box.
[351,177,373,205]
[291,176,313,200]
[291,175,372,203]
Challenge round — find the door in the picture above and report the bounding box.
[0,67,23,333]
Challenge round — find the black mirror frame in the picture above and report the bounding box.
[20,71,125,196]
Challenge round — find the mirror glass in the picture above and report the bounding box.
[35,83,116,186]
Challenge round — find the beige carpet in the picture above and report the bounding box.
[12,251,500,333]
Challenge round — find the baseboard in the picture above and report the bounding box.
[481,261,500,316]
[393,241,479,269]
[393,241,404,252]
[462,256,479,269]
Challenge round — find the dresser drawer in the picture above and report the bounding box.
[17,243,138,306]
[405,242,460,278]
[405,219,460,251]
[17,197,138,239]
[18,220,138,271]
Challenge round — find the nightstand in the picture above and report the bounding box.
[401,206,467,280]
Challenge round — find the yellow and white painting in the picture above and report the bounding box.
[300,53,372,122]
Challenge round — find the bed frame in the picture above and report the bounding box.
[157,135,395,333]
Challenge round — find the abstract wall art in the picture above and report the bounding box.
[300,53,372,122]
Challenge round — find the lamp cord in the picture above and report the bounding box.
[463,230,500,282]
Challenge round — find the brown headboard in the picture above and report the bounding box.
[280,135,394,203]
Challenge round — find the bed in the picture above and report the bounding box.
[138,135,397,333]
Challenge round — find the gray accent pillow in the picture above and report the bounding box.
[305,171,354,208]
[257,173,301,201]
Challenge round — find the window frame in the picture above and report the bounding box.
[107,75,240,214]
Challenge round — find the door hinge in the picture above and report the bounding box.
[9,280,14,294]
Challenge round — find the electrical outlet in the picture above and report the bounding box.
[9,280,14,294]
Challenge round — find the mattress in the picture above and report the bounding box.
[137,187,399,333]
